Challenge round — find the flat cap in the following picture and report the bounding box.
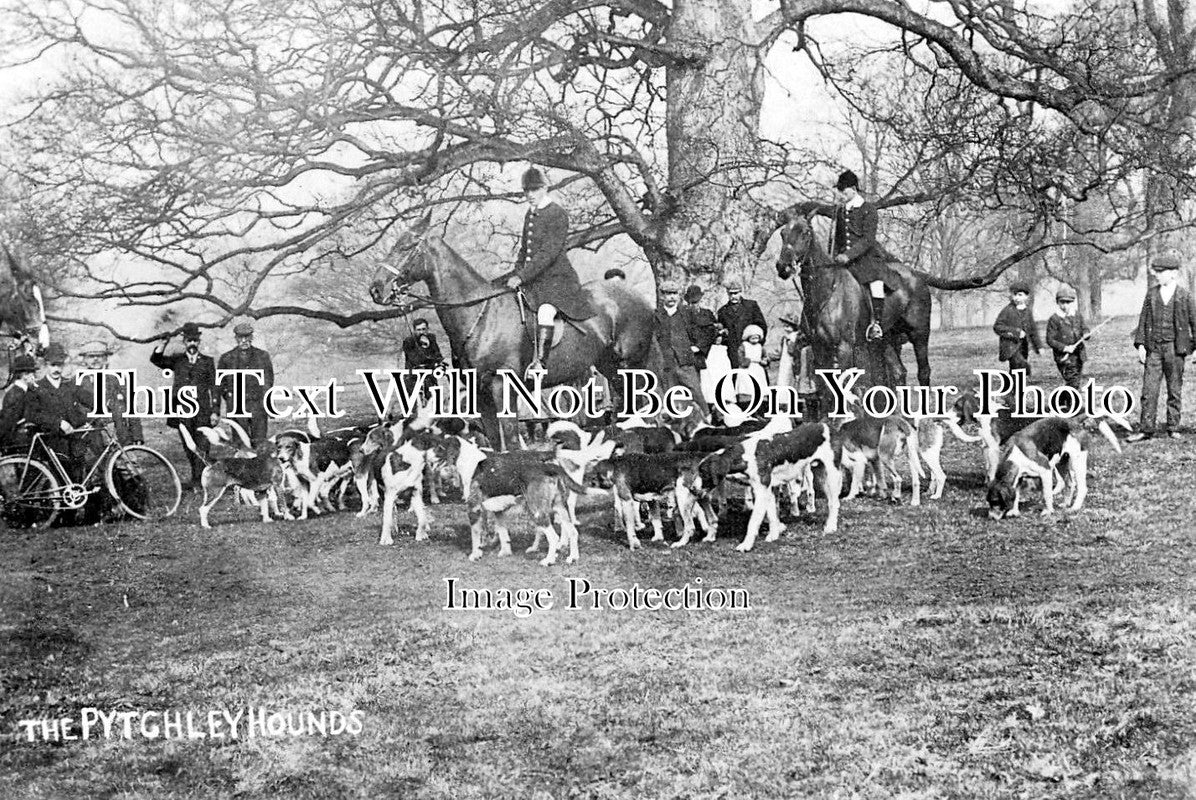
[779,315,802,329]
[1009,281,1031,295]
[233,321,254,336]
[659,280,681,294]
[724,279,743,293]
[77,340,112,356]
[1152,253,1181,271]
[1055,285,1077,302]
[43,343,67,363]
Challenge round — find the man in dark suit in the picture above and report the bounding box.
[654,281,708,418]
[27,343,91,479]
[0,354,38,452]
[217,321,274,446]
[993,282,1042,377]
[74,340,143,445]
[716,280,767,370]
[151,321,219,487]
[1128,254,1196,441]
[401,318,446,402]
[499,167,594,375]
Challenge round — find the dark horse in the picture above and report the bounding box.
[775,213,933,394]
[1,242,50,386]
[369,215,661,448]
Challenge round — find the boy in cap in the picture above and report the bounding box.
[715,279,767,369]
[993,282,1042,377]
[152,322,219,487]
[217,321,274,446]
[74,340,143,445]
[654,280,709,417]
[1045,285,1090,390]
[1128,253,1196,441]
[499,167,593,376]
[0,354,38,451]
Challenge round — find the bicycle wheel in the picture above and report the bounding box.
[106,445,182,521]
[0,456,62,529]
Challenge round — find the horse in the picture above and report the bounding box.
[1,242,50,386]
[775,213,933,398]
[369,215,662,449]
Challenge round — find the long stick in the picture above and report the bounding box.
[1074,316,1113,346]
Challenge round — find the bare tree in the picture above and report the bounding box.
[0,0,1187,336]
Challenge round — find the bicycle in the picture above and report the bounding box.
[0,423,182,528]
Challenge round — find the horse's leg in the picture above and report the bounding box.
[476,375,504,450]
[911,331,932,387]
[883,337,907,387]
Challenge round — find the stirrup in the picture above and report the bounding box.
[865,320,883,342]
[524,359,545,379]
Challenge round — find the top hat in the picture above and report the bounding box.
[11,354,36,374]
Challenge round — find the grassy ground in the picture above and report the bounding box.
[2,317,1195,799]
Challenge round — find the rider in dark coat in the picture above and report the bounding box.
[498,168,594,374]
[784,170,896,343]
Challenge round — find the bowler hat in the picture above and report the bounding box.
[684,285,703,303]
[1152,253,1181,271]
[11,354,36,374]
[724,279,743,293]
[233,321,254,336]
[1009,281,1031,295]
[521,168,546,192]
[1055,285,1077,302]
[181,322,202,339]
[43,343,67,364]
[835,170,859,191]
[77,340,112,356]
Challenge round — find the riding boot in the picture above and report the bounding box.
[527,324,553,376]
[866,297,885,342]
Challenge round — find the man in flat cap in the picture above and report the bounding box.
[993,281,1042,377]
[152,322,219,487]
[654,280,708,418]
[716,279,767,370]
[74,340,143,445]
[1128,254,1196,441]
[499,167,593,376]
[0,354,38,452]
[217,321,274,447]
[1045,285,1090,390]
[782,169,897,344]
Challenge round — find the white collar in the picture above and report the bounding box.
[845,194,865,210]
[531,196,553,211]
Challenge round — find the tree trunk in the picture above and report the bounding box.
[658,0,766,283]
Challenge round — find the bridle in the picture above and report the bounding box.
[376,239,516,310]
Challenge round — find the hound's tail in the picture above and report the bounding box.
[178,425,214,466]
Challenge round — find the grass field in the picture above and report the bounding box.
[2,317,1195,799]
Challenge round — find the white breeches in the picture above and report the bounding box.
[869,281,885,298]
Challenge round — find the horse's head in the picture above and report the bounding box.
[775,212,816,281]
[0,243,50,349]
[370,214,434,307]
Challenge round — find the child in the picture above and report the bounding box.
[737,325,770,406]
[1045,285,1089,389]
[993,282,1042,378]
